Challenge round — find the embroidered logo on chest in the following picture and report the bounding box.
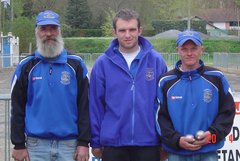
[145,68,154,81]
[60,71,70,85]
[203,89,212,103]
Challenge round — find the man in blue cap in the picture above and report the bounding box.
[156,30,235,161]
[11,10,90,161]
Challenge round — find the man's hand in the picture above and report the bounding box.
[193,131,212,146]
[179,136,201,151]
[92,148,103,158]
[160,147,168,161]
[74,146,89,161]
[12,149,30,161]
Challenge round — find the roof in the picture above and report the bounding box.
[198,8,239,22]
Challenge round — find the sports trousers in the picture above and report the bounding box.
[102,146,160,161]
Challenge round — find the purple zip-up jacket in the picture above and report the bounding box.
[89,36,167,148]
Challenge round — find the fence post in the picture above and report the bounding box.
[0,94,11,161]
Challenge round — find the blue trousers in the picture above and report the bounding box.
[168,152,218,161]
[26,136,78,161]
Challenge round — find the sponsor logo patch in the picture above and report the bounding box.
[170,96,183,100]
[32,76,42,81]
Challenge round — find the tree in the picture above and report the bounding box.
[100,9,115,36]
[21,0,68,22]
[235,0,240,5]
[136,0,159,29]
[12,0,24,18]
[88,0,142,28]
[12,16,35,53]
[65,0,92,29]
[22,0,35,18]
[32,0,58,11]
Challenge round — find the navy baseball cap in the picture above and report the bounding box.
[36,10,60,26]
[176,30,202,47]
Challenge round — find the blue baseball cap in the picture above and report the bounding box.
[36,10,60,26]
[176,30,202,47]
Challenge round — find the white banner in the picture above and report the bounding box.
[218,96,240,161]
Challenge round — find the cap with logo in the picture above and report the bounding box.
[36,10,60,26]
[176,30,202,47]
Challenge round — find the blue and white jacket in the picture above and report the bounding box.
[156,60,235,155]
[11,49,90,149]
[89,36,167,148]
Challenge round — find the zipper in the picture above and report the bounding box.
[189,73,195,107]
[129,58,144,144]
[106,53,146,144]
[188,73,192,81]
[131,80,135,143]
[49,64,53,75]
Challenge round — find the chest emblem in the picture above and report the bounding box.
[145,68,154,81]
[60,71,70,85]
[203,89,212,103]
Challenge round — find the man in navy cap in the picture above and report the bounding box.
[156,30,235,161]
[11,10,90,161]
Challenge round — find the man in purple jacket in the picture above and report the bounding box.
[89,8,167,161]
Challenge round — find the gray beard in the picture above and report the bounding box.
[36,33,64,58]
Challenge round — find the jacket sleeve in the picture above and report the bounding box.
[11,65,28,149]
[208,75,235,143]
[76,61,91,147]
[89,63,105,148]
[157,80,182,150]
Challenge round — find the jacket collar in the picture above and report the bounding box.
[105,36,153,59]
[175,60,204,80]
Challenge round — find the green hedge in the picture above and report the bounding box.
[63,37,240,54]
[203,40,240,53]
[64,38,113,53]
[151,39,240,53]
[62,28,154,37]
[62,28,103,37]
[142,29,155,36]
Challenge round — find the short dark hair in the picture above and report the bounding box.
[113,9,141,30]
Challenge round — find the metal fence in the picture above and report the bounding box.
[77,52,212,70]
[0,94,11,161]
[2,52,239,70]
[213,52,240,69]
[0,52,240,69]
[78,52,240,70]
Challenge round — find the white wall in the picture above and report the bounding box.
[212,22,226,29]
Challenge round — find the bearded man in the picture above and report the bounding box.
[10,10,90,161]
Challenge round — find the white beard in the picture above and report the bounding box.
[36,32,64,58]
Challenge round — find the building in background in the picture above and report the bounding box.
[199,8,240,36]
[0,32,19,68]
